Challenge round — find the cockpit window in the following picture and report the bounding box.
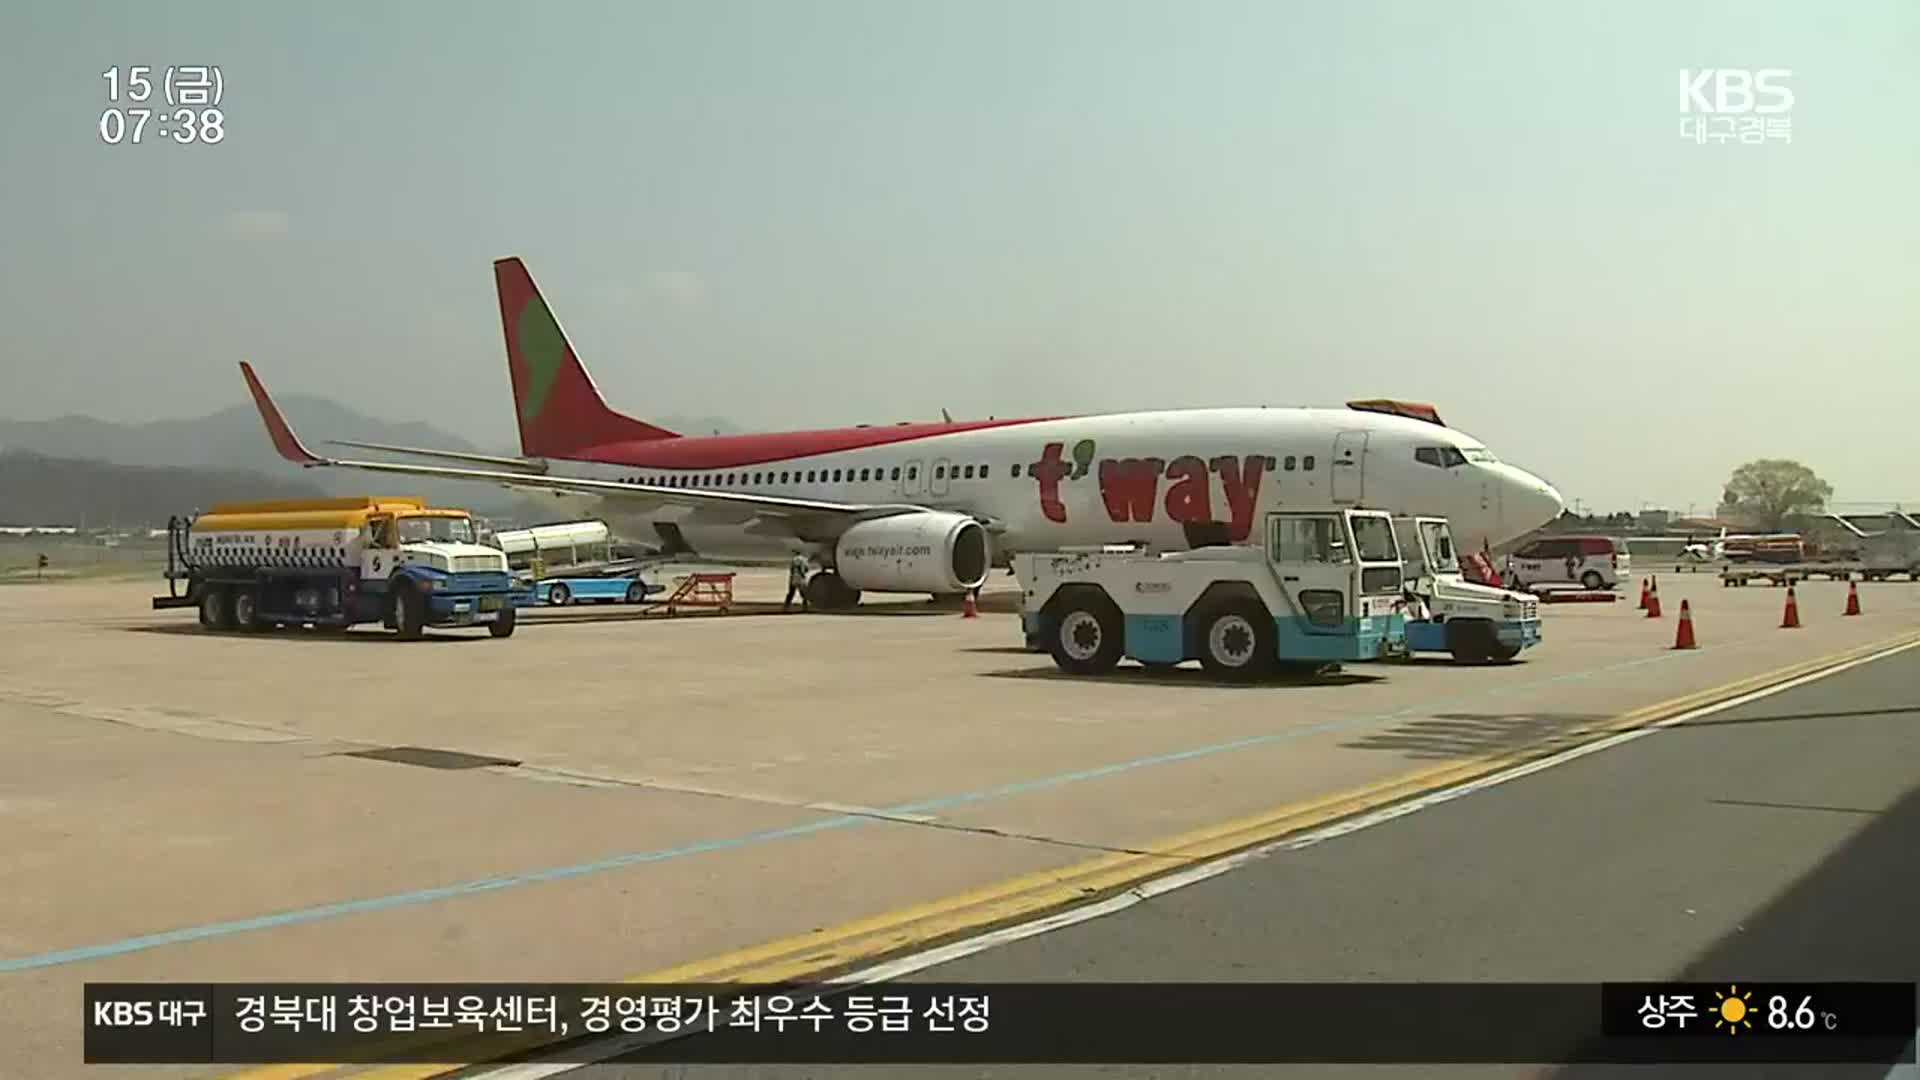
[1416,446,1468,468]
[1462,447,1497,463]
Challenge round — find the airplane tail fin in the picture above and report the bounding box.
[494,257,679,458]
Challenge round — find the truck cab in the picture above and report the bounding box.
[1394,515,1541,662]
[361,509,522,631]
[1016,508,1409,682]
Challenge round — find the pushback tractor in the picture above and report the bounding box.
[1015,508,1410,682]
[1394,515,1542,662]
[153,497,528,639]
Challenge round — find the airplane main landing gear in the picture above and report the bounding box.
[805,570,862,612]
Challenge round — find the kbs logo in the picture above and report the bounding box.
[1678,69,1793,114]
[1677,69,1793,146]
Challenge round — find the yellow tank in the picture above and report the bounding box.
[191,496,463,533]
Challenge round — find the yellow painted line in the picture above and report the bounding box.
[225,629,1920,1080]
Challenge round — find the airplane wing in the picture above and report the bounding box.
[239,363,938,540]
[323,440,551,473]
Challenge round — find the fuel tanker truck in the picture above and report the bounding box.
[152,497,526,638]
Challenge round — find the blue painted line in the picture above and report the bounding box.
[0,643,1739,974]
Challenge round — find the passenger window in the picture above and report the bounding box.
[1284,455,1297,472]
[890,466,900,481]
[963,465,975,479]
[1303,455,1316,471]
[859,468,870,482]
[1268,515,1350,564]
[832,469,842,482]
[935,465,946,479]
[908,466,918,480]
[1011,464,1021,477]
[980,465,991,479]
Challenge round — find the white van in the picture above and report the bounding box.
[1504,534,1630,591]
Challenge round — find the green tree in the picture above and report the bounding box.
[1718,459,1833,530]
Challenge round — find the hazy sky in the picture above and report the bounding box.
[3,2,1915,513]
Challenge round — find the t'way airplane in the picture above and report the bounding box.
[238,257,1566,610]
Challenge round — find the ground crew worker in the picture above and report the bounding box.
[784,552,810,612]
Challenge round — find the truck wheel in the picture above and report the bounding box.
[199,586,233,631]
[1195,601,1275,683]
[1446,619,1492,663]
[548,583,571,606]
[1046,595,1124,675]
[488,605,517,638]
[1580,570,1604,591]
[393,587,426,640]
[232,588,263,632]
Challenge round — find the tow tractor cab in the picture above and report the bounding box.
[1016,508,1409,682]
[154,497,525,639]
[1393,516,1542,662]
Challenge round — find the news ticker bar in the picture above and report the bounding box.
[84,982,1917,1065]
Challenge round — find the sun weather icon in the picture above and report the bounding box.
[1712,985,1754,1034]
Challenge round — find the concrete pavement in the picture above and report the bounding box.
[3,572,1917,1079]
[578,643,1920,1079]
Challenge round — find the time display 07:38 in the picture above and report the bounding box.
[99,65,225,145]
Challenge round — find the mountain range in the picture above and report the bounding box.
[0,398,744,527]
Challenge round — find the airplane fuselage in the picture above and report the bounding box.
[523,407,1564,568]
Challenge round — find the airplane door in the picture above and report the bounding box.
[902,459,925,498]
[931,457,952,497]
[1330,431,1368,503]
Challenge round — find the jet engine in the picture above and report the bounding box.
[834,512,989,594]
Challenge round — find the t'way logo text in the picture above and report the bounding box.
[1027,440,1269,542]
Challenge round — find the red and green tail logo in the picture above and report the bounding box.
[514,296,567,426]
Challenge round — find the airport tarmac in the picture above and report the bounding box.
[2,568,1917,1079]
[584,644,1920,1080]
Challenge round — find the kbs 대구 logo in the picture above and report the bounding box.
[1678,69,1792,146]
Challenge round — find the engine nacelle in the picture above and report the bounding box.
[834,512,989,594]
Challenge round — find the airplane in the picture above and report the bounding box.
[1673,527,1806,565]
[236,257,1566,611]
[1679,527,1730,564]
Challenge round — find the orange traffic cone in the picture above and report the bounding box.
[1644,577,1662,618]
[1637,578,1650,610]
[1673,600,1697,649]
[1780,585,1801,629]
[962,589,979,619]
[1844,581,1861,616]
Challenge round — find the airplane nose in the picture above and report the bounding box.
[1494,465,1565,539]
[1519,474,1565,529]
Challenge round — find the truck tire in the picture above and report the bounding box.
[1194,600,1275,683]
[199,586,234,631]
[487,605,517,638]
[548,583,571,606]
[1446,619,1492,663]
[1046,593,1124,675]
[393,586,426,640]
[231,587,264,632]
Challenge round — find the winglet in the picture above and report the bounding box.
[238,361,327,466]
